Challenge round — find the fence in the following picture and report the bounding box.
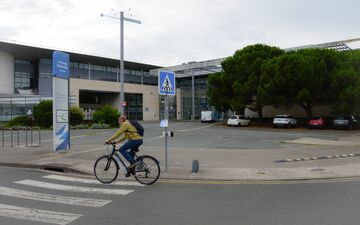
[1,126,41,148]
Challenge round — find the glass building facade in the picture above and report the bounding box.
[177,75,212,120]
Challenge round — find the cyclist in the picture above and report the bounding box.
[105,116,143,173]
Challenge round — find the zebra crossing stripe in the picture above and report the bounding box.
[0,203,82,225]
[0,187,111,207]
[15,180,134,195]
[43,174,144,187]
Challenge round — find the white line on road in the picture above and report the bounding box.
[15,180,134,195]
[43,174,144,187]
[0,203,82,225]
[0,186,111,207]
[175,123,217,132]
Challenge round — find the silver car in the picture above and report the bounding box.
[273,115,297,128]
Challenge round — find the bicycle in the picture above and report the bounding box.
[94,142,161,185]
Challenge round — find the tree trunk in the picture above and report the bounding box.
[257,105,264,123]
[300,103,313,119]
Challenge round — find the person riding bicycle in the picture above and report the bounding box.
[105,116,143,171]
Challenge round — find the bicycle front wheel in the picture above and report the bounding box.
[134,155,161,185]
[94,155,119,184]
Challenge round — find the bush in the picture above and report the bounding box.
[5,116,34,127]
[69,106,84,126]
[71,124,89,130]
[33,100,53,128]
[92,105,120,128]
[90,123,110,129]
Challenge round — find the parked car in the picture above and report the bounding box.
[333,115,358,130]
[273,115,297,128]
[227,115,250,126]
[308,117,327,129]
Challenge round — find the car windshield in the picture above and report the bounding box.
[311,117,321,120]
[229,116,238,119]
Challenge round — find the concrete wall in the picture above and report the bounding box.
[69,78,159,121]
[0,50,14,94]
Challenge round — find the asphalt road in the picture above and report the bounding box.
[3,121,358,150]
[1,167,360,225]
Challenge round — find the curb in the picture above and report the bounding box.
[0,162,90,175]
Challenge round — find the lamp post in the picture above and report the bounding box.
[100,10,141,116]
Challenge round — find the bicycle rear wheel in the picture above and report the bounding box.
[94,155,119,184]
[134,155,161,185]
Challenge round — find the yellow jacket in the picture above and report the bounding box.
[108,120,143,143]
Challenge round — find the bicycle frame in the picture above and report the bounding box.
[107,144,132,173]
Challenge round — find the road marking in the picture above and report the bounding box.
[275,153,359,163]
[43,174,144,187]
[0,186,110,207]
[175,123,217,132]
[0,203,82,225]
[15,180,134,195]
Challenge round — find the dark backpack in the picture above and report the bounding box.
[129,120,144,136]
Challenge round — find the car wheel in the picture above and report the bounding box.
[288,123,291,128]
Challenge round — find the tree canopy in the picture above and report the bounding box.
[208,45,360,119]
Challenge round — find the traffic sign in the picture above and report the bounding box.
[158,71,176,95]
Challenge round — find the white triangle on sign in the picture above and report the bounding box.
[161,75,174,92]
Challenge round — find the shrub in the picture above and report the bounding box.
[90,123,110,129]
[69,106,84,126]
[92,105,120,128]
[71,124,89,130]
[33,100,53,128]
[5,116,34,127]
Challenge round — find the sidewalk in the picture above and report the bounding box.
[1,134,360,181]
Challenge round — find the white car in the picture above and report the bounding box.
[227,115,250,126]
[273,115,297,128]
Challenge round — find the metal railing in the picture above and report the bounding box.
[1,126,41,148]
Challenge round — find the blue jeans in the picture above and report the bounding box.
[119,139,143,163]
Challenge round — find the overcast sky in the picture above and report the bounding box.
[1,0,360,67]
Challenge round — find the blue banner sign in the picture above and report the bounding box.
[52,51,70,79]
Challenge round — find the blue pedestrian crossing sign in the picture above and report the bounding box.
[158,71,176,95]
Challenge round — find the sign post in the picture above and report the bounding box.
[52,51,70,152]
[158,71,175,172]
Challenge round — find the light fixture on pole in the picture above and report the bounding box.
[100,9,141,117]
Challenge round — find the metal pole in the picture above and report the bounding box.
[10,129,13,148]
[31,128,33,146]
[68,78,71,149]
[192,69,195,121]
[2,129,4,148]
[120,11,125,117]
[25,127,28,147]
[17,129,19,146]
[164,95,169,172]
[38,127,41,146]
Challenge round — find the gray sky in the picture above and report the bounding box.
[1,0,360,67]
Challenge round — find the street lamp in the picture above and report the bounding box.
[100,10,141,117]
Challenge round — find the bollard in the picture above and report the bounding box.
[192,160,199,173]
